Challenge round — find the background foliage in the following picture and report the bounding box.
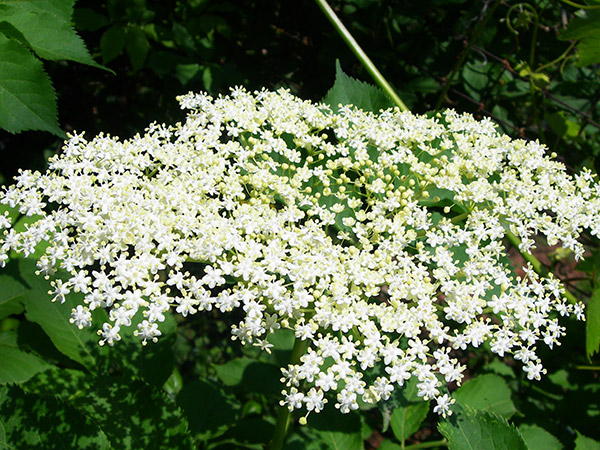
[1,0,599,448]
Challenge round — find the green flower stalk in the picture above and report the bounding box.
[0,88,595,420]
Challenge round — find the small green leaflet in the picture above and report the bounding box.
[438,405,527,450]
[387,377,430,442]
[0,0,109,135]
[322,60,394,114]
[390,401,430,443]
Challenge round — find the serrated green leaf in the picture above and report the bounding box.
[0,34,62,135]
[390,401,430,443]
[558,10,600,67]
[438,406,527,450]
[519,424,563,450]
[0,20,30,48]
[0,331,51,384]
[452,374,516,418]
[322,60,394,113]
[586,287,600,359]
[0,0,104,69]
[575,432,600,450]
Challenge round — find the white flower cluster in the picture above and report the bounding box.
[0,87,594,417]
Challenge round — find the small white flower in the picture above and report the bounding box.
[433,393,455,417]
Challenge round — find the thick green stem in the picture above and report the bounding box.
[435,0,502,110]
[505,229,578,304]
[268,337,309,450]
[314,0,409,112]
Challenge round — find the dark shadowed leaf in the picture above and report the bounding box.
[177,379,238,440]
[24,367,194,450]
[305,404,363,450]
[0,331,51,384]
[0,384,111,449]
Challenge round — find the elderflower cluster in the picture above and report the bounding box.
[0,87,595,417]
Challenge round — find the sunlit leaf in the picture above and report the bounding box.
[452,374,516,418]
[439,405,527,450]
[0,34,62,135]
[519,424,563,450]
[322,60,394,113]
[575,431,600,450]
[0,0,104,68]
